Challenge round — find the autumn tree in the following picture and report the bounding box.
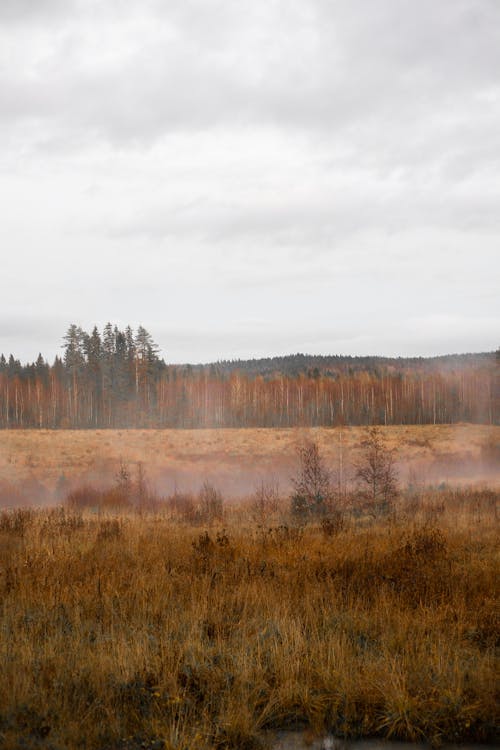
[354,427,398,514]
[290,441,333,519]
[251,479,280,525]
[0,330,496,429]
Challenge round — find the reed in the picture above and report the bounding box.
[0,488,497,749]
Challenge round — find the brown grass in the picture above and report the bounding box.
[0,489,498,749]
[0,425,498,503]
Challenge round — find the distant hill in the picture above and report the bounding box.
[184,351,496,378]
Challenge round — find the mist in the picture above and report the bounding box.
[0,425,497,510]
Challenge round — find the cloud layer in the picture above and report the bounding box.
[1,0,498,362]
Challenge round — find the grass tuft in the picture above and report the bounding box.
[0,487,498,748]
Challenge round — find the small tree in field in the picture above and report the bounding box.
[354,427,398,514]
[290,441,333,519]
[251,479,280,525]
[198,481,224,523]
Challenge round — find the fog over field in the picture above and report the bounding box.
[1,0,499,363]
[1,426,498,508]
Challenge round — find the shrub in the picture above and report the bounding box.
[320,510,346,538]
[65,485,102,510]
[0,508,35,536]
[250,480,280,525]
[166,490,197,522]
[198,481,224,523]
[96,518,123,542]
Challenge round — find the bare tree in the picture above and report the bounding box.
[251,479,280,525]
[198,481,224,523]
[354,427,398,514]
[290,441,333,519]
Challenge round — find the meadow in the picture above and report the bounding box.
[0,424,498,504]
[0,485,498,749]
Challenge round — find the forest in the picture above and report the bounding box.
[0,324,497,429]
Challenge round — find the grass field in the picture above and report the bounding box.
[0,426,498,748]
[0,425,498,505]
[0,490,498,749]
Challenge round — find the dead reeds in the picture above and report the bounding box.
[0,488,497,749]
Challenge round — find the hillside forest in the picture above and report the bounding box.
[0,324,497,429]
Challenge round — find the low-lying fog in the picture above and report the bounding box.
[0,426,498,508]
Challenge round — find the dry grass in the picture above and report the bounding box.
[0,425,498,503]
[0,489,498,749]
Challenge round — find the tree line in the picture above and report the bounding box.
[0,324,497,428]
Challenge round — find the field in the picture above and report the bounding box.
[0,425,498,748]
[0,491,498,749]
[0,424,498,505]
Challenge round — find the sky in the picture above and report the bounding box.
[1,0,499,364]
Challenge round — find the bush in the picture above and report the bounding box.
[66,485,102,510]
[320,511,346,537]
[166,491,197,522]
[250,480,280,525]
[198,481,224,523]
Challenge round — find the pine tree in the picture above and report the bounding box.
[134,326,160,417]
[62,325,87,372]
[114,327,131,409]
[85,327,102,425]
[35,353,49,387]
[101,323,115,424]
[62,325,87,425]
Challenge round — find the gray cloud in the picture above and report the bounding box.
[2,0,499,145]
[0,0,498,363]
[0,0,69,23]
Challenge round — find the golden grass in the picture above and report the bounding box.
[0,425,498,499]
[0,489,498,749]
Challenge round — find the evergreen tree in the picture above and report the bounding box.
[134,326,160,413]
[85,327,102,425]
[114,327,131,406]
[135,326,159,363]
[35,353,49,387]
[62,325,86,369]
[125,326,136,362]
[8,354,22,377]
[101,323,116,420]
[62,325,87,424]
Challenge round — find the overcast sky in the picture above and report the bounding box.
[1,0,498,364]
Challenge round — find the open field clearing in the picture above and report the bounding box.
[0,425,498,505]
[0,493,498,749]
